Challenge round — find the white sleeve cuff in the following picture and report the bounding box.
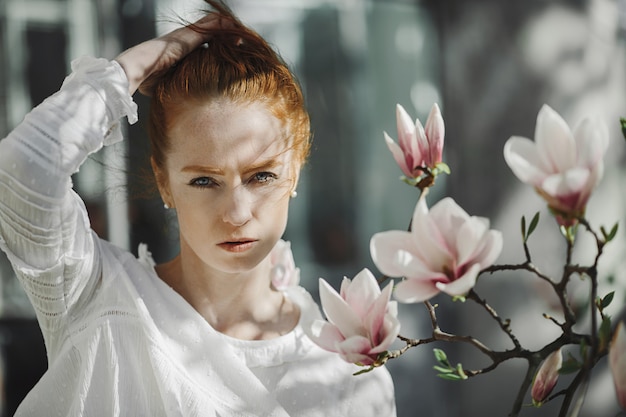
[62,56,138,146]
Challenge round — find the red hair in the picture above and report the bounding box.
[147,1,311,179]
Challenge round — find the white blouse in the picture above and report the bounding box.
[0,57,396,417]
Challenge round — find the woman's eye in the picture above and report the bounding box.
[252,172,277,184]
[189,177,216,188]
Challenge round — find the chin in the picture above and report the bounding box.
[213,250,271,275]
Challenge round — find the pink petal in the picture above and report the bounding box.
[370,230,432,278]
[394,278,441,303]
[337,335,375,365]
[610,322,626,410]
[424,103,444,165]
[455,216,490,267]
[396,104,421,161]
[319,279,365,338]
[411,198,453,269]
[474,230,503,269]
[343,269,381,320]
[572,165,603,211]
[269,240,300,290]
[541,169,589,200]
[428,198,474,260]
[291,268,301,287]
[370,313,401,354]
[504,136,548,185]
[535,105,576,173]
[364,281,394,343]
[455,218,502,273]
[573,116,609,168]
[386,299,398,317]
[589,162,604,189]
[436,263,481,296]
[532,349,563,404]
[384,133,412,178]
[414,117,428,168]
[308,320,344,352]
[339,277,350,299]
[429,197,470,228]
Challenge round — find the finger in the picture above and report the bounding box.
[138,15,238,96]
[159,14,224,56]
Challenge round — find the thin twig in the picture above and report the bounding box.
[467,289,521,349]
[555,369,587,417]
[483,262,554,285]
[509,358,537,417]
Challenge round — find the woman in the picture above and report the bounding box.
[0,1,396,416]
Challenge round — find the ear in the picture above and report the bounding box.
[151,156,174,209]
[290,163,301,195]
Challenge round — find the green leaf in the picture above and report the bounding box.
[437,373,463,381]
[433,348,449,367]
[603,223,619,242]
[353,366,374,376]
[620,117,626,140]
[433,161,451,175]
[433,365,453,374]
[559,356,582,375]
[521,216,527,241]
[601,291,615,310]
[599,316,612,352]
[456,363,468,380]
[527,212,540,238]
[559,224,577,244]
[600,316,612,335]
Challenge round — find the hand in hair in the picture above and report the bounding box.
[115,14,225,96]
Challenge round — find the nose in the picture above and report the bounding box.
[221,186,253,226]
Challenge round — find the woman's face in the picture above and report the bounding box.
[158,99,296,275]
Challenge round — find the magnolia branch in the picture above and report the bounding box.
[352,103,623,417]
[384,224,608,416]
[391,300,525,373]
[466,289,521,350]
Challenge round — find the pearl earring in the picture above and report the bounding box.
[290,190,298,198]
[163,203,170,209]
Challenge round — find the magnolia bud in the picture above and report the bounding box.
[531,348,562,406]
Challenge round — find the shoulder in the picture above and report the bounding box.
[96,239,155,284]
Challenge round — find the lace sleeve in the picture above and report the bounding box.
[0,57,137,350]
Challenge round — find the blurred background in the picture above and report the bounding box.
[0,0,625,416]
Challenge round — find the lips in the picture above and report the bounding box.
[217,238,258,253]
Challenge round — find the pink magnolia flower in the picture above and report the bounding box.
[504,105,609,225]
[370,195,502,303]
[610,321,626,410]
[308,269,400,366]
[269,239,300,290]
[531,348,562,406]
[384,103,445,179]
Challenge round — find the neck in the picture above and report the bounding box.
[156,246,299,340]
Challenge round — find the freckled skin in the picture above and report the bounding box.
[154,99,300,339]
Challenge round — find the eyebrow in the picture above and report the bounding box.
[180,158,283,176]
[180,165,224,175]
[243,158,283,175]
